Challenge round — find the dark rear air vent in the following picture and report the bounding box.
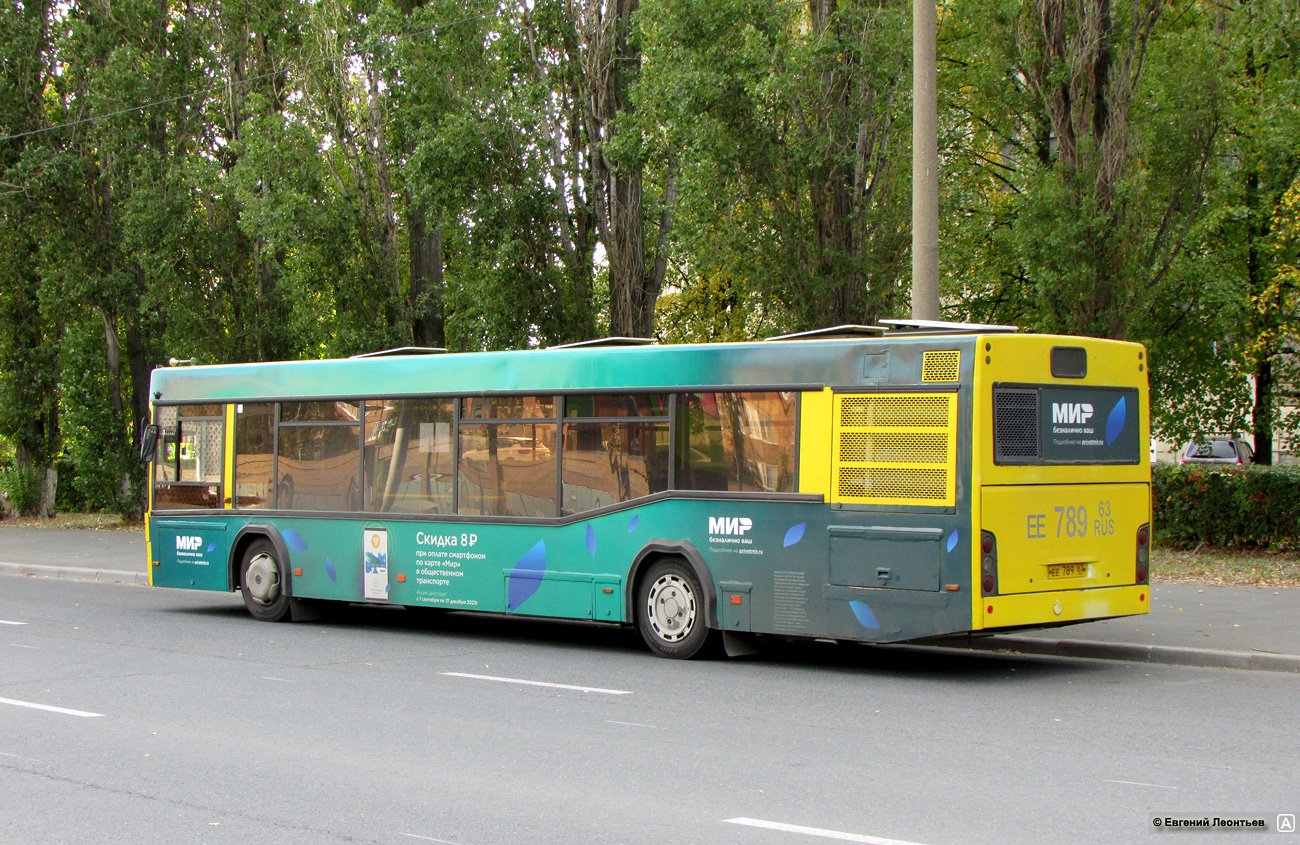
[993,388,1040,462]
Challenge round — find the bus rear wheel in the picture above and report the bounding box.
[240,539,291,622]
[636,558,712,659]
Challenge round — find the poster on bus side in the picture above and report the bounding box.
[363,527,388,601]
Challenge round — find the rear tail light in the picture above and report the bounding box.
[1136,523,1150,583]
[981,531,998,595]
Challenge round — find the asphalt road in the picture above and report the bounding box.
[0,575,1296,845]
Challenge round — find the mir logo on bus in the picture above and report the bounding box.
[176,536,204,551]
[1052,403,1094,425]
[709,517,753,536]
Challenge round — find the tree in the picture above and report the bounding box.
[940,0,1226,443]
[635,0,912,338]
[0,0,64,515]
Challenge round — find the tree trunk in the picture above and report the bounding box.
[1252,359,1273,465]
[581,0,674,339]
[408,200,446,348]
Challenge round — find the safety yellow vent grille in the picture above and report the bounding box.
[839,432,948,464]
[832,393,956,506]
[922,350,961,383]
[838,467,949,499]
[839,394,950,427]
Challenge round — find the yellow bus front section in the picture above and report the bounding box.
[972,334,1152,632]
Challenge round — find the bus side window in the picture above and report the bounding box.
[675,392,796,493]
[234,403,275,509]
[365,397,455,514]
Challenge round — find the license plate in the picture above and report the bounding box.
[1047,563,1088,579]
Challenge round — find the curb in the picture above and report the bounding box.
[0,562,149,587]
[957,634,1300,674]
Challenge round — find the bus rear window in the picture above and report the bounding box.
[993,385,1140,465]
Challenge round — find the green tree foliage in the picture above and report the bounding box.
[4,0,1300,515]
[940,1,1242,445]
[636,0,912,336]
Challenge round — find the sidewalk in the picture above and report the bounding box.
[0,526,148,585]
[956,583,1300,673]
[1,526,1296,672]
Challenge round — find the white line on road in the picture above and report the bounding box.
[1,751,42,763]
[400,833,470,844]
[0,697,103,719]
[724,818,931,845]
[10,644,37,649]
[441,672,631,695]
[606,720,655,728]
[259,677,297,683]
[0,620,27,626]
[1105,779,1178,789]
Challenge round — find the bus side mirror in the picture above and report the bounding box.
[139,422,160,463]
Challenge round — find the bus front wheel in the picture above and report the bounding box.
[240,539,291,622]
[636,558,711,659]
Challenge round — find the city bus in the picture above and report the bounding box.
[141,322,1152,659]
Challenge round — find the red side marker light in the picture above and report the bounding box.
[152,561,160,567]
[987,605,994,614]
[602,587,614,594]
[293,568,303,576]
[397,574,406,583]
[1140,593,1146,602]
[730,595,742,604]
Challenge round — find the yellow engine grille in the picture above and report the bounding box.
[832,393,956,506]
[839,394,950,427]
[922,350,961,383]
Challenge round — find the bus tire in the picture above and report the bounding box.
[636,557,712,659]
[239,538,291,622]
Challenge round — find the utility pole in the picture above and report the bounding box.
[911,0,940,320]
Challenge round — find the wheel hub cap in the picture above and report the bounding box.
[246,553,280,605]
[647,574,696,643]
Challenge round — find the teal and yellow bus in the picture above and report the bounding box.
[142,323,1152,658]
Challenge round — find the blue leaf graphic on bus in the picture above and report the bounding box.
[1105,397,1127,446]
[282,529,309,553]
[783,523,806,547]
[628,516,639,533]
[206,542,216,553]
[586,524,597,557]
[946,530,959,553]
[849,601,880,630]
[324,557,337,583]
[507,540,547,610]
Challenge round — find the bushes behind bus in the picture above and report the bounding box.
[1153,464,1300,549]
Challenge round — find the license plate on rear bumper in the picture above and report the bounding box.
[1047,563,1089,579]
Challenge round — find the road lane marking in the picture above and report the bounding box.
[259,677,297,683]
[400,834,470,844]
[724,818,930,845]
[1,752,43,763]
[0,620,27,626]
[10,644,38,649]
[0,697,103,718]
[1105,779,1178,789]
[606,720,655,728]
[441,672,631,695]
